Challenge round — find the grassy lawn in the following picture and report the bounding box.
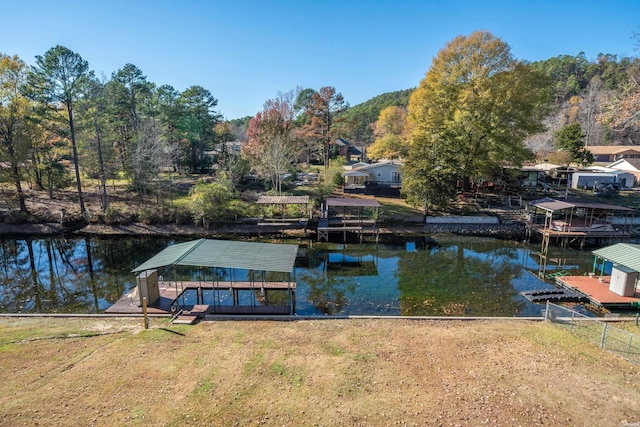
[375,196,423,218]
[1,317,640,426]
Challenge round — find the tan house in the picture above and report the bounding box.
[587,145,640,168]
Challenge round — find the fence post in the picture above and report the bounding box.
[600,322,608,349]
[545,301,550,321]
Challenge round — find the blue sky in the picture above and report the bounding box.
[3,0,639,119]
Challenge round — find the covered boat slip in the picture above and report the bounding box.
[256,195,310,231]
[525,198,636,249]
[106,239,298,319]
[317,197,381,242]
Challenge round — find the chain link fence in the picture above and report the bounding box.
[545,302,640,366]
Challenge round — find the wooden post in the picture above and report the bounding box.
[142,296,149,330]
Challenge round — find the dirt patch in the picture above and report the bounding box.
[1,317,639,426]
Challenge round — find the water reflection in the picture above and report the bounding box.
[0,236,598,316]
[397,242,524,316]
[0,238,167,313]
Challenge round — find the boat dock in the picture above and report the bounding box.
[555,275,640,309]
[105,280,296,317]
[113,239,300,319]
[317,197,381,242]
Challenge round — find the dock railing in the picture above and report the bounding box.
[545,302,640,366]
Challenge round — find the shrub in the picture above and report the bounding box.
[189,179,235,225]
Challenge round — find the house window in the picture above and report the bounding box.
[392,172,401,183]
[377,172,381,177]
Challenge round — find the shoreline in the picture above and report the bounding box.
[0,220,528,240]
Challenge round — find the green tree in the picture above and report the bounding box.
[404,31,551,210]
[23,45,92,214]
[304,86,347,169]
[78,76,115,211]
[189,178,234,226]
[0,54,33,213]
[178,86,222,173]
[553,123,593,166]
[154,84,184,171]
[178,85,221,174]
[105,63,154,189]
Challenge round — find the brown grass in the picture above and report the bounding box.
[1,317,640,426]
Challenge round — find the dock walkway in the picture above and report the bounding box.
[556,275,640,309]
[105,280,296,316]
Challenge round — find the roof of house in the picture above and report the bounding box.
[342,170,370,177]
[586,145,640,155]
[131,238,299,273]
[533,162,562,171]
[333,138,351,147]
[607,159,640,172]
[592,243,640,273]
[354,160,402,171]
[343,161,370,170]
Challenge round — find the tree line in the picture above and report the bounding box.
[2,32,639,221]
[359,31,639,213]
[0,46,227,216]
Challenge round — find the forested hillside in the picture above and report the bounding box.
[333,53,640,155]
[525,53,640,155]
[335,89,413,145]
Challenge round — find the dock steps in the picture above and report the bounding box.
[171,305,210,324]
[521,289,589,303]
[544,270,570,279]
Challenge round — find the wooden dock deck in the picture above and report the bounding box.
[105,280,296,316]
[556,275,640,308]
[317,219,379,242]
[526,223,631,240]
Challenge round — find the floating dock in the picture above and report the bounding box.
[521,288,589,303]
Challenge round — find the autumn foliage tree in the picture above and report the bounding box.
[404,31,552,211]
[367,106,409,160]
[242,92,297,195]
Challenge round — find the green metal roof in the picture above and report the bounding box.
[592,243,640,272]
[132,238,299,273]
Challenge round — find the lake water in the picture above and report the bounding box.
[0,235,599,317]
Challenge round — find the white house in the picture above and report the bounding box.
[342,160,402,195]
[606,159,640,186]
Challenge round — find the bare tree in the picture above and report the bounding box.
[131,117,171,195]
[579,77,606,146]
